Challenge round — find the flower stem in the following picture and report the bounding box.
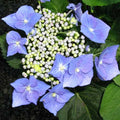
[66,10,73,16]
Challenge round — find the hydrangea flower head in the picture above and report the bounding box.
[2,5,42,34]
[95,45,120,81]
[49,54,72,82]
[80,11,110,43]
[40,0,50,3]
[67,3,82,22]
[40,83,74,116]
[63,54,93,88]
[6,31,27,56]
[11,76,50,107]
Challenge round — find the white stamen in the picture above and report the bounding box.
[76,68,80,72]
[89,27,94,32]
[24,19,28,24]
[59,63,65,72]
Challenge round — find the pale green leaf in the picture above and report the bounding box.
[82,0,120,6]
[100,83,120,120]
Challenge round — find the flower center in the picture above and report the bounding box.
[75,68,80,72]
[52,93,57,97]
[24,19,28,24]
[89,27,94,32]
[16,41,20,46]
[59,64,65,72]
[26,85,31,91]
[99,60,103,65]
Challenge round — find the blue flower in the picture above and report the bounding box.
[67,3,82,22]
[6,31,27,57]
[95,45,120,81]
[49,53,72,82]
[2,5,42,34]
[11,76,50,107]
[40,83,74,116]
[80,11,110,43]
[40,0,50,3]
[63,54,93,88]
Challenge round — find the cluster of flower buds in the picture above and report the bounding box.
[21,8,87,85]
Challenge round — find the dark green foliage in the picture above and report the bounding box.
[41,0,69,13]
[113,75,120,86]
[57,84,104,120]
[82,0,120,6]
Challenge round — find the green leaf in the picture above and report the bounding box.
[0,34,7,59]
[0,34,22,69]
[108,17,120,44]
[57,84,104,120]
[7,57,22,69]
[41,0,68,13]
[100,83,120,120]
[82,0,120,6]
[113,75,120,86]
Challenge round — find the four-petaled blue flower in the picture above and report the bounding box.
[80,11,110,43]
[11,76,50,107]
[40,0,50,3]
[2,5,42,34]
[6,31,27,57]
[63,54,93,88]
[67,3,82,22]
[95,45,120,81]
[49,53,72,82]
[6,31,27,56]
[40,83,74,116]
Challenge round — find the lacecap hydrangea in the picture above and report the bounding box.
[2,1,120,116]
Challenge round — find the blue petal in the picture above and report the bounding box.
[2,13,17,28]
[56,89,74,103]
[15,22,32,35]
[28,13,42,28]
[33,80,50,96]
[74,3,82,22]
[95,58,120,81]
[63,72,82,88]
[40,0,50,3]
[67,3,82,22]
[41,94,65,116]
[17,45,27,54]
[12,90,30,107]
[6,31,21,45]
[19,38,27,45]
[10,78,29,93]
[26,90,39,105]
[99,45,119,64]
[63,68,93,88]
[40,83,73,115]
[79,70,93,86]
[40,92,53,103]
[29,76,37,87]
[44,101,64,116]
[7,44,18,56]
[66,3,76,10]
[69,54,93,74]
[15,5,42,34]
[95,57,107,80]
[16,5,34,20]
[49,83,64,93]
[49,54,72,81]
[80,11,110,43]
